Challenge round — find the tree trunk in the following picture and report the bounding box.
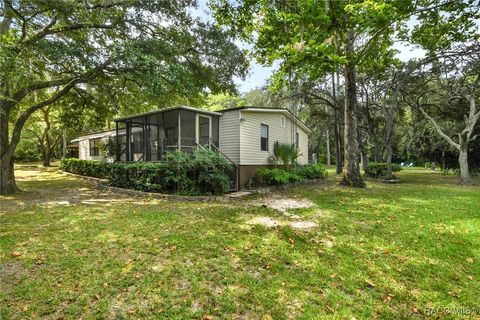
[332,72,342,174]
[384,114,394,178]
[384,89,399,179]
[326,128,331,166]
[42,147,51,167]
[340,30,364,187]
[0,155,18,195]
[441,148,446,170]
[361,148,368,172]
[62,128,67,158]
[458,136,471,185]
[0,110,19,195]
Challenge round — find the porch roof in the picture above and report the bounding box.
[114,106,222,122]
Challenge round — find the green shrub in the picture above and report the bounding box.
[14,148,42,162]
[193,148,232,194]
[441,168,459,176]
[365,162,402,178]
[256,168,303,185]
[162,150,196,194]
[60,158,112,179]
[273,142,301,169]
[294,163,328,179]
[108,162,166,192]
[60,148,233,195]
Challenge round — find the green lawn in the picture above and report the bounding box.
[1,165,479,319]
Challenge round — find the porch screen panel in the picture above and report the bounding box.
[163,110,178,152]
[147,114,162,161]
[116,121,127,161]
[130,120,144,161]
[211,116,219,148]
[180,110,195,153]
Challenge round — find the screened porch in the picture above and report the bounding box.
[114,106,221,162]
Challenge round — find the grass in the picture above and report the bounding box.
[1,164,479,319]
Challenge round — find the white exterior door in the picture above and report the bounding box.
[197,114,212,147]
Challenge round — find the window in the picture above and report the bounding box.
[296,132,300,148]
[281,115,286,128]
[89,138,101,156]
[260,124,269,151]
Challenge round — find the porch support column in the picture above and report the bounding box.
[115,121,119,162]
[157,119,161,161]
[194,112,199,145]
[177,110,181,151]
[143,116,149,161]
[126,120,131,161]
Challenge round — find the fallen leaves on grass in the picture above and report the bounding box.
[383,294,394,302]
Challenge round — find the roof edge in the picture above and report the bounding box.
[114,105,222,122]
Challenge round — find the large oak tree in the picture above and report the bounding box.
[0,0,247,194]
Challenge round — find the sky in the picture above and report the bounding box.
[193,1,276,93]
[194,1,426,93]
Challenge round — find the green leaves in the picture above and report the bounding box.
[211,0,416,92]
[410,0,479,53]
[1,0,248,124]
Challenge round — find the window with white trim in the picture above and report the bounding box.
[280,115,286,128]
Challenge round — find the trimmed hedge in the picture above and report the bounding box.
[441,168,480,176]
[59,158,112,179]
[294,163,328,180]
[365,162,402,178]
[256,164,327,186]
[60,148,233,195]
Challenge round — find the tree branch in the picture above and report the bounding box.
[5,79,78,157]
[6,76,78,110]
[4,60,110,158]
[24,20,116,44]
[419,108,460,150]
[23,15,58,44]
[0,0,13,36]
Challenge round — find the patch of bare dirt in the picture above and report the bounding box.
[250,194,315,213]
[246,216,318,230]
[246,194,318,230]
[0,262,24,294]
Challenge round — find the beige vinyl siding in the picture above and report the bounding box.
[78,139,90,160]
[239,111,309,165]
[78,138,110,161]
[297,129,309,165]
[219,110,240,163]
[78,139,104,161]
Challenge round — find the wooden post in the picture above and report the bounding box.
[177,110,181,151]
[115,122,119,162]
[143,116,148,161]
